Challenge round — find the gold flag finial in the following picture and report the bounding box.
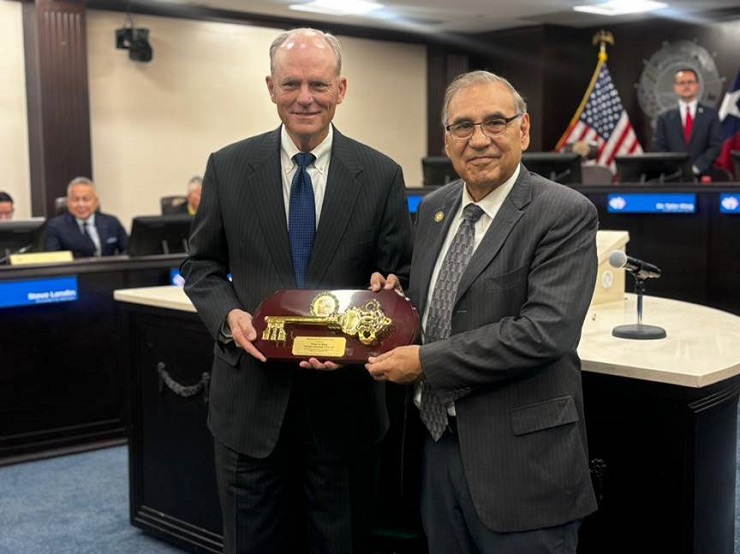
[592,30,614,63]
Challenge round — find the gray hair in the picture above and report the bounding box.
[66,176,95,196]
[269,28,342,76]
[441,70,528,126]
[187,175,202,193]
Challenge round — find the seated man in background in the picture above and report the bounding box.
[0,192,14,220]
[653,68,723,177]
[46,177,128,257]
[171,176,202,215]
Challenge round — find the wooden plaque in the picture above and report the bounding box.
[252,289,420,362]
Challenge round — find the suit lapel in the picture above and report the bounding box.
[689,105,709,146]
[670,108,684,142]
[307,129,362,286]
[414,184,462,316]
[455,171,531,303]
[247,129,296,289]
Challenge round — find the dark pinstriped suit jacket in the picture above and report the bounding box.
[410,168,599,532]
[181,126,412,458]
[653,103,723,174]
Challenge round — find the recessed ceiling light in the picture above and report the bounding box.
[289,0,384,16]
[573,0,668,16]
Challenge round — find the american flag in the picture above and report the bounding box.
[556,63,642,171]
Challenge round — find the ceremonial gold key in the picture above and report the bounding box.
[262,292,392,345]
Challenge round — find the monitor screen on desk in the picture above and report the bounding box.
[405,186,440,216]
[0,218,47,263]
[522,152,582,184]
[615,153,694,184]
[128,214,193,257]
[422,157,459,186]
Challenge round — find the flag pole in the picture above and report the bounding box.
[554,31,615,150]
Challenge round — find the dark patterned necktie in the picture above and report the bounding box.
[288,152,316,288]
[684,105,693,144]
[420,203,485,440]
[83,221,101,257]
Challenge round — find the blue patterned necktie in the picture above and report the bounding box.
[420,203,485,440]
[289,152,316,288]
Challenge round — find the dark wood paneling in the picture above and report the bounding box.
[23,0,92,218]
[426,48,470,158]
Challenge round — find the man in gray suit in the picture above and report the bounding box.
[653,68,723,177]
[180,28,412,554]
[366,71,598,553]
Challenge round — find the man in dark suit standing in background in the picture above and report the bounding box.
[45,176,128,257]
[653,68,723,177]
[180,28,412,554]
[366,70,598,553]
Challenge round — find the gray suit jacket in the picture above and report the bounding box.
[653,103,723,174]
[181,126,412,458]
[410,167,599,532]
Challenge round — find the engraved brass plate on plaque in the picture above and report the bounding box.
[252,289,419,362]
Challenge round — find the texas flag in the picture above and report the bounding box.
[716,69,740,178]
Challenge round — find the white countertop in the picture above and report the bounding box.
[114,285,197,313]
[580,294,740,388]
[115,287,740,388]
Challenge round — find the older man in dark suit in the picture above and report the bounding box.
[367,70,598,553]
[653,68,723,177]
[180,28,412,554]
[45,177,128,257]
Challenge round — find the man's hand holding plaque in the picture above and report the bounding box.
[252,287,419,363]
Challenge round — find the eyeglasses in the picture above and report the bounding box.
[445,113,524,140]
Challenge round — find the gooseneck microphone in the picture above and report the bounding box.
[608,250,666,340]
[608,251,661,280]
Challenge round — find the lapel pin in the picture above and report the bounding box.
[434,211,444,223]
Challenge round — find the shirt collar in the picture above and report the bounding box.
[679,99,698,113]
[461,164,519,219]
[76,213,95,226]
[280,125,333,176]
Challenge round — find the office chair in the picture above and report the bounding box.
[160,195,187,215]
[53,196,68,215]
[581,164,614,185]
[707,167,733,182]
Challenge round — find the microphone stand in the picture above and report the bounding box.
[612,277,667,340]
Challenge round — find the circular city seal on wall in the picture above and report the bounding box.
[637,39,722,120]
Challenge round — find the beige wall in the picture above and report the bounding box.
[87,11,427,230]
[0,0,31,219]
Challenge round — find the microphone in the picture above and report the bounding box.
[608,251,661,279]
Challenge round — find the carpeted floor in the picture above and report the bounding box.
[2,410,740,554]
[0,446,181,554]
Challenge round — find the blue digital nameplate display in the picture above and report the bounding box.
[719,194,740,214]
[170,268,231,286]
[607,193,696,214]
[0,276,79,309]
[170,268,184,286]
[407,195,424,214]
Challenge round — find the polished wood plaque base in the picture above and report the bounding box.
[252,289,419,362]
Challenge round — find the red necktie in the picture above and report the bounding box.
[684,106,693,144]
